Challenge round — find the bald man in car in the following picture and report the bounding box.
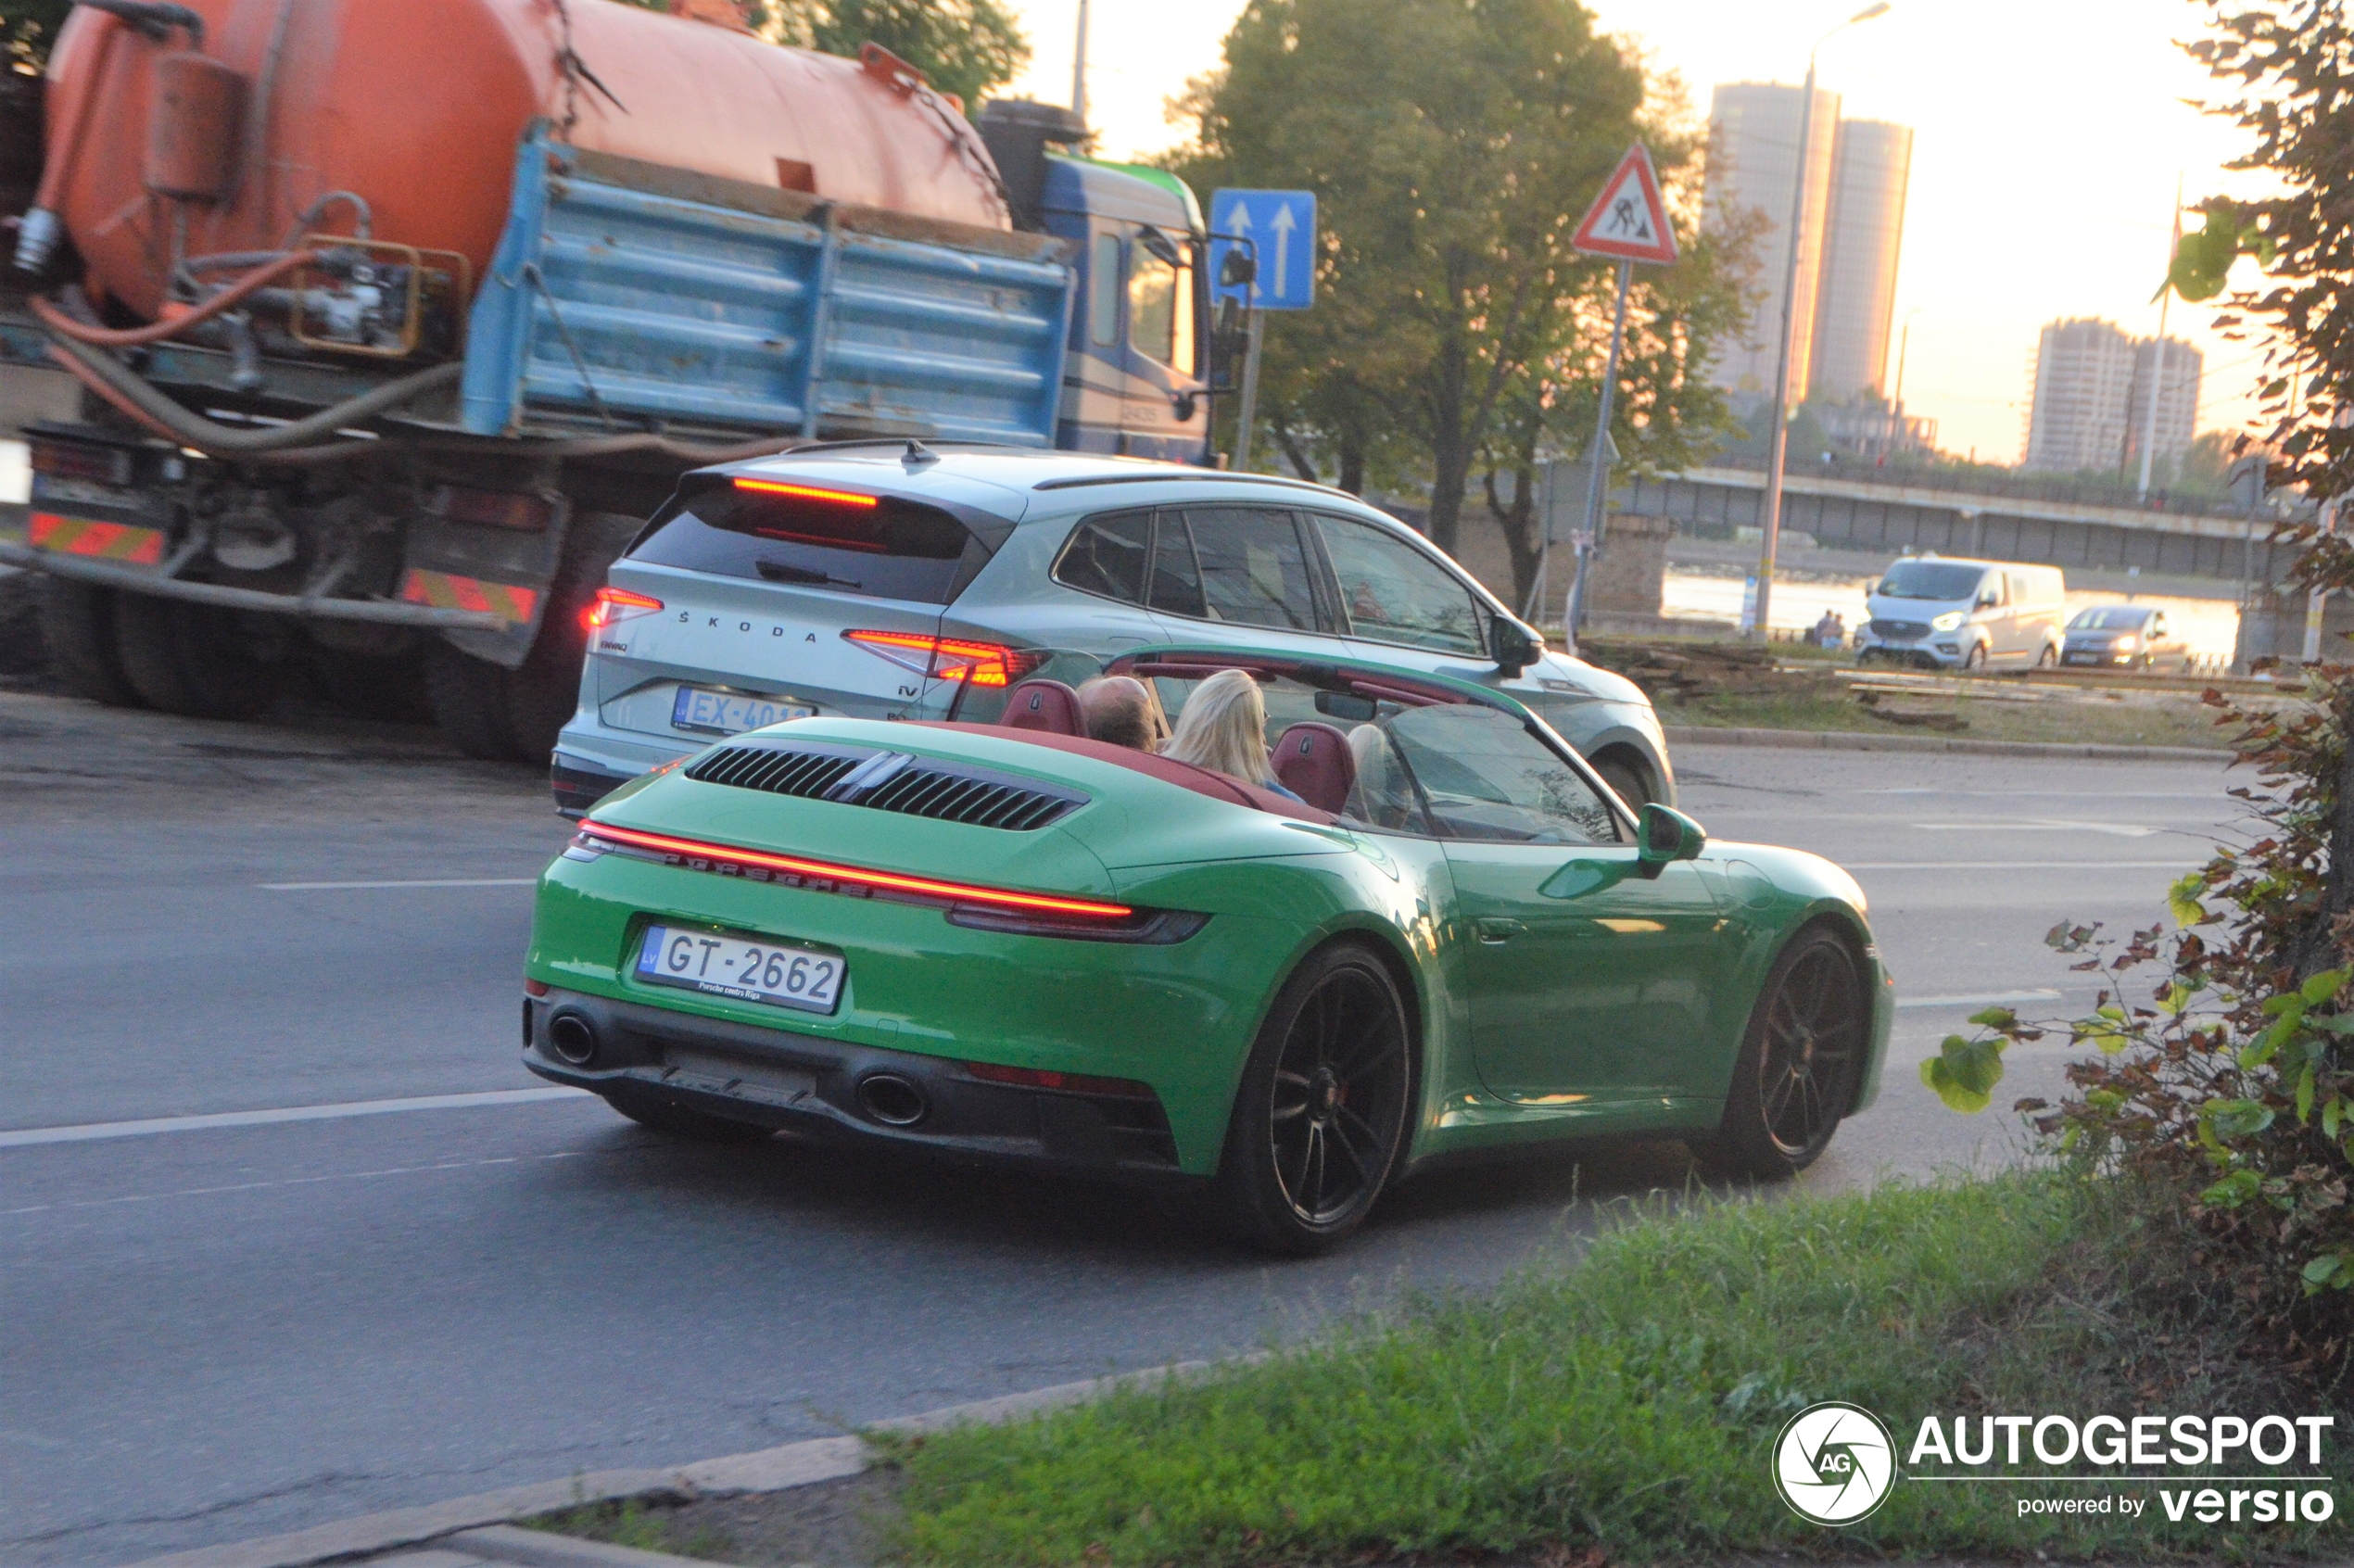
[1077,675,1160,752]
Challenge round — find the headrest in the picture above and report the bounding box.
[999,678,1084,736]
[1272,721,1358,816]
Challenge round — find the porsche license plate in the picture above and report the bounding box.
[635,925,845,1013]
[671,686,815,736]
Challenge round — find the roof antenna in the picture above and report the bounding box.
[902,439,940,470]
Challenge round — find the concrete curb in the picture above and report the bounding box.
[1664,724,2231,764]
[126,1359,1233,1568]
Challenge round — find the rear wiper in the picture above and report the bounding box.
[758,558,862,589]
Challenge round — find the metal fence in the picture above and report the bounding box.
[1702,451,2287,525]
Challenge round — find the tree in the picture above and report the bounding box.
[3,0,70,70]
[794,0,1026,109]
[1475,149,1754,612]
[1165,0,1739,559]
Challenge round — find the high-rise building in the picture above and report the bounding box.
[1703,84,1913,404]
[2124,334,2203,474]
[1703,82,1841,398]
[1810,120,1914,403]
[2021,320,2204,474]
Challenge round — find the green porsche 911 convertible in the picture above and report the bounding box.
[523,646,1891,1253]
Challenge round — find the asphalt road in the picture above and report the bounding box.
[0,689,2252,1564]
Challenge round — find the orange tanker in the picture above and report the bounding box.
[30,0,1006,320]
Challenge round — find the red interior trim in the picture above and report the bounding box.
[906,724,1335,824]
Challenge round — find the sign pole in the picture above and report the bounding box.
[1560,143,1676,650]
[1563,257,1634,654]
[1232,307,1265,473]
[1525,462,1556,621]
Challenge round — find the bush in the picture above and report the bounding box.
[1933,665,2354,1382]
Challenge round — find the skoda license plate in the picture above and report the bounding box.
[671,686,814,736]
[636,925,845,1014]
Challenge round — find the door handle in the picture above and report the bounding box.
[1475,917,1527,944]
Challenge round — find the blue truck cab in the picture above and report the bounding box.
[1040,153,1209,462]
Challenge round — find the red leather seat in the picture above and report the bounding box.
[1000,678,1084,736]
[1272,722,1357,815]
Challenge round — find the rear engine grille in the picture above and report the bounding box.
[859,765,1076,830]
[685,742,1084,830]
[687,744,865,799]
[1870,618,1930,639]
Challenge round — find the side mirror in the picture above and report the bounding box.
[1219,247,1257,289]
[1492,615,1541,676]
[1637,803,1705,876]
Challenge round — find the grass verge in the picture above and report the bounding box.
[1663,689,2237,749]
[884,1170,2339,1564]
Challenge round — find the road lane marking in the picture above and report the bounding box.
[1843,860,2196,870]
[1908,820,2158,837]
[1894,990,2062,1010]
[259,878,540,891]
[0,1087,589,1149]
[1,1149,587,1218]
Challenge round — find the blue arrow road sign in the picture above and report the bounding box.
[1209,189,1317,310]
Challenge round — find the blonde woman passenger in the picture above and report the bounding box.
[1161,668,1304,803]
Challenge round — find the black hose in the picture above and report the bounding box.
[50,332,812,467]
[48,332,462,452]
[71,0,202,45]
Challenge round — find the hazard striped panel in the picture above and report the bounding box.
[398,568,541,626]
[30,512,165,566]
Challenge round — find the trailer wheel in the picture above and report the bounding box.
[502,512,636,762]
[424,641,524,762]
[112,595,279,720]
[308,645,433,724]
[38,577,142,707]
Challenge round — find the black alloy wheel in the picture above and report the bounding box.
[1694,924,1867,1180]
[1964,641,1988,672]
[1217,942,1411,1255]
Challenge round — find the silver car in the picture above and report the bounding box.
[551,444,1674,815]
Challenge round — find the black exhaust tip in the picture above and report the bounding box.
[855,1072,928,1127]
[548,1012,599,1068]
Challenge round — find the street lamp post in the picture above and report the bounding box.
[1751,2,1891,642]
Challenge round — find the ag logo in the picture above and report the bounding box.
[1772,1401,1895,1524]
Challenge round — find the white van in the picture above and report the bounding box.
[1855,555,2067,671]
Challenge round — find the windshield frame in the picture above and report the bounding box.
[1875,561,1990,602]
[2068,606,2156,632]
[1105,648,1639,841]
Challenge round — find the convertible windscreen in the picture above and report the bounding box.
[1138,665,1625,844]
[627,486,990,604]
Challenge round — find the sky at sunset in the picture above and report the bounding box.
[999,1,2275,468]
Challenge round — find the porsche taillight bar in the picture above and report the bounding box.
[575,819,1133,919]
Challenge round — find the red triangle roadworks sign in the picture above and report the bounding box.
[1572,144,1678,265]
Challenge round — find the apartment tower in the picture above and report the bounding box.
[2023,319,2202,474]
[1703,83,1914,403]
